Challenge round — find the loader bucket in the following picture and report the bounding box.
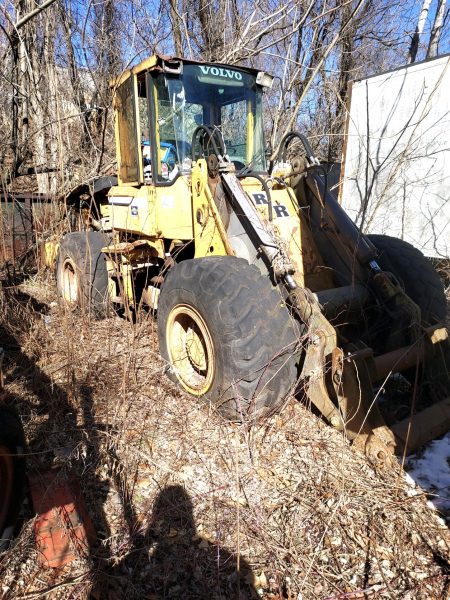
[389,327,450,456]
[301,317,450,465]
[391,397,450,455]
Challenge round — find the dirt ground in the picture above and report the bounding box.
[0,274,449,599]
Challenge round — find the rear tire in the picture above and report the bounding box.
[369,235,449,403]
[0,406,26,551]
[368,234,446,324]
[157,257,299,421]
[56,232,110,317]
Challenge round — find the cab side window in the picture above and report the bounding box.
[116,76,140,183]
[137,75,152,183]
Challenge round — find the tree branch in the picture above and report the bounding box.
[15,0,58,31]
[271,0,367,160]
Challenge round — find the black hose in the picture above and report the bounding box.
[277,131,317,165]
[237,171,273,222]
[191,125,226,161]
[275,130,330,203]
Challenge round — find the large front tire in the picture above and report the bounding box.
[157,257,299,421]
[56,232,110,317]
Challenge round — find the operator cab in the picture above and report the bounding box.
[113,55,273,186]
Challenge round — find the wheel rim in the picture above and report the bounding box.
[166,304,215,396]
[0,445,13,531]
[61,258,79,303]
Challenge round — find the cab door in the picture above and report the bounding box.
[113,73,144,186]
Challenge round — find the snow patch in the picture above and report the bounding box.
[405,432,450,514]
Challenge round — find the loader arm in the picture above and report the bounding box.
[207,129,450,464]
[277,132,450,462]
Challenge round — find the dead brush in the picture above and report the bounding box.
[0,271,449,599]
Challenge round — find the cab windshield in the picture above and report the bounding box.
[151,63,265,179]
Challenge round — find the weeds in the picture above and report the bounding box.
[0,272,449,599]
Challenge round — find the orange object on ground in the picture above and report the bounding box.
[29,469,97,568]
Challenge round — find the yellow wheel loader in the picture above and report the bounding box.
[55,55,449,465]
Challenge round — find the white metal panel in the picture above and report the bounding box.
[340,55,450,258]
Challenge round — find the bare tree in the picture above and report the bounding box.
[427,0,446,58]
[169,0,184,55]
[408,0,432,63]
[0,0,448,199]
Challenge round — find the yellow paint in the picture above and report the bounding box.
[166,303,216,395]
[154,177,194,240]
[107,181,194,241]
[42,240,59,269]
[191,160,227,258]
[122,261,134,308]
[202,183,234,256]
[113,89,124,184]
[238,178,333,291]
[246,101,254,164]
[110,56,159,89]
[106,53,332,302]
[133,75,144,184]
[132,55,159,76]
[106,168,330,290]
[108,186,155,236]
[110,69,131,91]
[152,83,162,172]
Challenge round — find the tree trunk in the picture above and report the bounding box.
[427,0,446,58]
[169,0,183,55]
[44,12,59,194]
[59,2,91,148]
[329,2,356,161]
[29,34,49,194]
[197,0,227,61]
[408,0,432,63]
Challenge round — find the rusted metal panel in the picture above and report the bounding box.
[391,398,450,455]
[0,192,53,263]
[0,196,33,262]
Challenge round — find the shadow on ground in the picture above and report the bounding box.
[92,483,258,599]
[0,283,258,599]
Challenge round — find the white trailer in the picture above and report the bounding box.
[340,54,450,259]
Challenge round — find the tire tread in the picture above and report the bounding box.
[158,257,299,420]
[369,234,446,323]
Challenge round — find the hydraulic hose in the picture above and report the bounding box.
[191,126,226,161]
[279,132,317,164]
[236,170,274,222]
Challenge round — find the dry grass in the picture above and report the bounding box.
[0,274,449,599]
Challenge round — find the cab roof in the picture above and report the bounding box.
[111,53,265,88]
